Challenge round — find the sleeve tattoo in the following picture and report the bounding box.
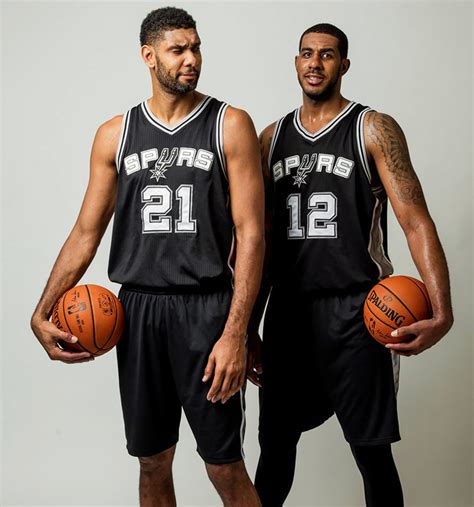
[367,113,425,205]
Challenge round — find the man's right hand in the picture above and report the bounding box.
[31,316,94,364]
[246,331,263,387]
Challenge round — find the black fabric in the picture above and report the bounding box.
[255,439,404,507]
[351,444,404,507]
[108,97,233,290]
[255,414,301,507]
[269,102,393,293]
[116,287,245,464]
[260,287,400,443]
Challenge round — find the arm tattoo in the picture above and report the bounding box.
[367,113,425,205]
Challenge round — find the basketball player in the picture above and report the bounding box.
[30,7,263,506]
[247,24,453,506]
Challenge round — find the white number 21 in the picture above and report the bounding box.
[141,184,197,234]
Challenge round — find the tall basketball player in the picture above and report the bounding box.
[247,24,453,506]
[30,7,263,506]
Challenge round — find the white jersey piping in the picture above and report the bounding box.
[115,109,131,173]
[141,95,212,135]
[293,101,356,142]
[215,102,229,181]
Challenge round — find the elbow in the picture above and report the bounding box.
[400,214,436,239]
[235,227,265,249]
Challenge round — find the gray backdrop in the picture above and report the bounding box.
[1,1,472,506]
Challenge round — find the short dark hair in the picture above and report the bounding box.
[299,23,348,59]
[140,6,196,46]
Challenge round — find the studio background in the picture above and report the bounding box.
[1,1,472,506]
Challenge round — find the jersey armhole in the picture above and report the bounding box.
[356,107,380,189]
[215,102,230,181]
[115,109,131,173]
[267,117,285,170]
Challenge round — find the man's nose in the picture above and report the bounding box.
[308,53,322,70]
[184,49,198,67]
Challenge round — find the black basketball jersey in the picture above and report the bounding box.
[269,101,393,293]
[108,96,234,290]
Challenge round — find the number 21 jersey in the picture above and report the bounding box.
[108,96,233,290]
[269,101,393,293]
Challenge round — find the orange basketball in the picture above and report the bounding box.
[51,284,124,356]
[364,276,432,345]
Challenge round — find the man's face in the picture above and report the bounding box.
[295,32,347,101]
[153,28,202,94]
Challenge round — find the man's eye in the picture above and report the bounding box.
[322,53,332,59]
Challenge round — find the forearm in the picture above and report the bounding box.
[32,228,101,321]
[223,231,265,341]
[404,217,453,324]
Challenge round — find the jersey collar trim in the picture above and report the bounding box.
[141,95,212,135]
[293,101,356,142]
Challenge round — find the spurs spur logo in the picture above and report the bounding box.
[149,147,178,182]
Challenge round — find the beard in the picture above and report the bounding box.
[155,57,200,95]
[299,68,341,102]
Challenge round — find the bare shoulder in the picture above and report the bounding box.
[364,111,425,205]
[260,121,277,153]
[96,114,124,143]
[223,106,255,131]
[364,111,408,150]
[260,122,277,144]
[92,115,124,162]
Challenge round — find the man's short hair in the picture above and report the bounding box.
[299,23,348,59]
[140,7,196,46]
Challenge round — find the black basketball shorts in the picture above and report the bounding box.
[116,287,246,464]
[259,287,400,446]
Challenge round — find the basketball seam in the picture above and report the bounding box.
[96,293,119,350]
[85,285,99,350]
[62,294,75,336]
[377,282,417,322]
[74,340,98,356]
[364,301,397,330]
[406,277,432,318]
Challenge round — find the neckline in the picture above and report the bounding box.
[141,95,211,135]
[293,101,356,142]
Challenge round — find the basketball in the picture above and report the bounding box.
[51,284,124,356]
[364,276,432,345]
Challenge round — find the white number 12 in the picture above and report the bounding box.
[287,192,337,239]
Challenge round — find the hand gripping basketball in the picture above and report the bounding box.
[364,275,432,345]
[51,284,124,357]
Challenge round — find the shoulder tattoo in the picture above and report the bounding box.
[367,113,424,205]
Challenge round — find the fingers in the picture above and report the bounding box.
[40,322,93,363]
[247,370,262,387]
[202,355,216,383]
[246,355,263,387]
[222,374,245,403]
[208,368,245,403]
[386,334,429,356]
[207,368,224,402]
[217,375,233,403]
[49,345,95,363]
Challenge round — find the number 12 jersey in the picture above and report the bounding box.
[269,101,393,294]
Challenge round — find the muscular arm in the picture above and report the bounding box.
[246,123,275,386]
[365,112,453,355]
[30,115,122,363]
[203,107,265,401]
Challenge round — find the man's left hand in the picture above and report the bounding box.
[385,316,453,356]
